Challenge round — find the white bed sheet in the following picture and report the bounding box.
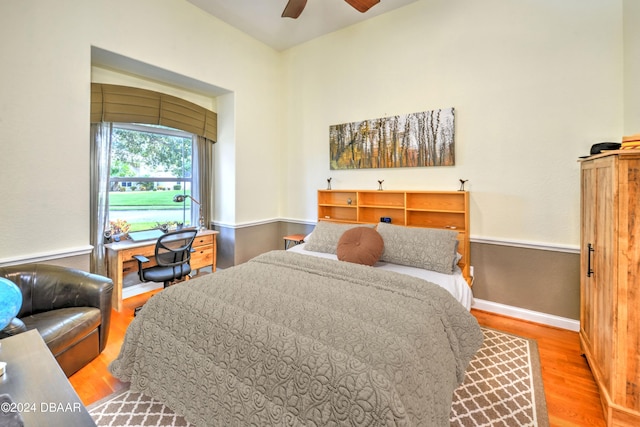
[287,243,473,310]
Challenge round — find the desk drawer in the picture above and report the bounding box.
[193,234,214,247]
[122,246,155,261]
[191,244,213,269]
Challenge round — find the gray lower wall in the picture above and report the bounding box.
[44,255,91,271]
[0,254,90,271]
[213,221,314,269]
[470,242,580,320]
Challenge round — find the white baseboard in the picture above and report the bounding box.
[472,298,580,332]
[122,282,163,300]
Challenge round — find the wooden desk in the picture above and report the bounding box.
[0,330,96,426]
[105,229,218,312]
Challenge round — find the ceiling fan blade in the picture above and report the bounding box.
[344,0,380,13]
[282,0,308,18]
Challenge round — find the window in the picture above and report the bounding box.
[108,123,195,233]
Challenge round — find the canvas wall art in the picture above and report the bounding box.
[329,108,455,170]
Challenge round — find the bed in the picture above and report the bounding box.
[109,222,483,426]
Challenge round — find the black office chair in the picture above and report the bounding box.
[133,229,198,316]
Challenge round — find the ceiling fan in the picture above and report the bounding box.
[282,0,381,19]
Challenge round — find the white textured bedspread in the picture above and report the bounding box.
[109,250,483,426]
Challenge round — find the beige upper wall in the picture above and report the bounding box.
[0,0,283,261]
[282,0,624,248]
[624,0,640,134]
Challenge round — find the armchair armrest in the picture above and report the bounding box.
[0,318,28,339]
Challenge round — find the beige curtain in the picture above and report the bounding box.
[91,83,217,142]
[193,135,214,229]
[89,122,113,275]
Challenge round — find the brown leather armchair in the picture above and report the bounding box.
[0,264,113,377]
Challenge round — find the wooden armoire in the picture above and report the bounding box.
[580,150,640,426]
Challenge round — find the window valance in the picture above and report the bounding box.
[91,83,217,142]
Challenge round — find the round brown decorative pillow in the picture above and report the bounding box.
[337,227,384,266]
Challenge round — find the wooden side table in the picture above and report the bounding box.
[0,330,95,426]
[283,234,306,249]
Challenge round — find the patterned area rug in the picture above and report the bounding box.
[89,327,548,427]
[450,328,548,426]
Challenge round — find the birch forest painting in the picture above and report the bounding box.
[329,108,455,169]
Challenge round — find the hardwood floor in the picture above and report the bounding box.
[71,294,606,426]
[68,289,162,404]
[472,310,605,427]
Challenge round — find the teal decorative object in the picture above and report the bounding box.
[0,278,22,330]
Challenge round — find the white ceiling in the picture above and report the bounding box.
[187,0,420,51]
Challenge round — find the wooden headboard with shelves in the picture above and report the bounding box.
[317,189,471,285]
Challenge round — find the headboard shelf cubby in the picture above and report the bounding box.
[317,189,471,283]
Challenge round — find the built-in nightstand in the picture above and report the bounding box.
[283,234,306,249]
